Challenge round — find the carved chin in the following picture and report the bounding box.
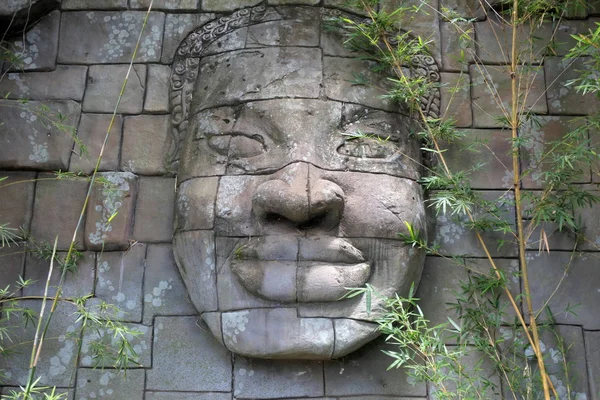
[202,309,380,360]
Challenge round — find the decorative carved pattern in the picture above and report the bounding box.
[167,5,441,171]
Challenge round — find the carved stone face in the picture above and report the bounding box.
[172,7,428,359]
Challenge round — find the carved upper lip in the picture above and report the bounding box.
[230,236,370,303]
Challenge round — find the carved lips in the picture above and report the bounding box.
[231,236,371,303]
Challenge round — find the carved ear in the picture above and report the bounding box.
[0,0,60,38]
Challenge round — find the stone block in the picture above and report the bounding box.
[161,13,216,63]
[131,0,199,9]
[58,11,164,63]
[1,387,73,400]
[23,251,95,298]
[69,114,122,174]
[268,0,320,3]
[519,116,590,189]
[324,337,427,397]
[0,100,81,170]
[146,394,231,400]
[585,330,600,400]
[173,230,217,313]
[143,244,196,324]
[470,64,547,128]
[0,301,80,387]
[545,57,600,115]
[202,0,261,11]
[121,115,170,174]
[85,172,139,251]
[62,0,128,9]
[0,171,36,231]
[441,21,475,71]
[146,316,232,391]
[95,244,146,322]
[440,72,472,127]
[83,64,146,114]
[4,10,59,71]
[323,0,369,14]
[528,251,600,329]
[80,323,152,368]
[133,177,175,242]
[443,129,513,189]
[76,369,145,400]
[0,66,87,101]
[428,191,517,257]
[246,11,320,47]
[175,177,218,231]
[0,245,26,294]
[144,64,171,113]
[439,0,484,19]
[234,357,324,398]
[197,48,322,110]
[30,174,88,250]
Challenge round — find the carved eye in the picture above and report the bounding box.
[337,137,398,159]
[207,134,266,158]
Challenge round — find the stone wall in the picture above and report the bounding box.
[1,0,600,399]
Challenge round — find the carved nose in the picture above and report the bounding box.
[253,177,345,226]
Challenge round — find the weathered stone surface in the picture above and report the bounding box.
[143,244,196,324]
[0,66,87,100]
[234,357,324,398]
[146,316,232,391]
[59,11,164,63]
[323,0,369,14]
[121,115,170,174]
[441,22,476,72]
[324,56,404,113]
[428,191,516,257]
[439,0,484,19]
[80,323,152,368]
[133,177,175,242]
[23,251,95,298]
[197,48,321,110]
[222,308,334,358]
[146,393,231,400]
[529,251,600,329]
[519,116,589,188]
[202,0,261,11]
[203,26,248,56]
[296,262,370,302]
[0,0,59,37]
[324,337,427,396]
[333,319,379,358]
[161,13,216,63]
[76,369,145,400]
[4,10,59,71]
[0,100,81,170]
[176,177,218,231]
[95,244,146,322]
[173,230,217,313]
[0,301,80,387]
[85,172,139,251]
[0,171,36,231]
[0,245,25,294]
[470,64,547,128]
[585,330,600,400]
[268,0,320,4]
[443,129,513,189]
[246,10,319,47]
[545,57,600,115]
[131,0,199,9]
[83,64,146,114]
[62,0,127,9]
[30,174,88,249]
[232,260,297,302]
[69,114,122,174]
[440,72,472,127]
[144,64,171,113]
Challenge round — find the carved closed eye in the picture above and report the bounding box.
[337,135,398,159]
[208,134,266,158]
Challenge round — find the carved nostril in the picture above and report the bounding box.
[252,179,309,223]
[309,179,344,218]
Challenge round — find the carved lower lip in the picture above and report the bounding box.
[231,260,371,303]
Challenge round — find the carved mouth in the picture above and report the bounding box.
[230,236,371,303]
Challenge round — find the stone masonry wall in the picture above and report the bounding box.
[1,0,600,399]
